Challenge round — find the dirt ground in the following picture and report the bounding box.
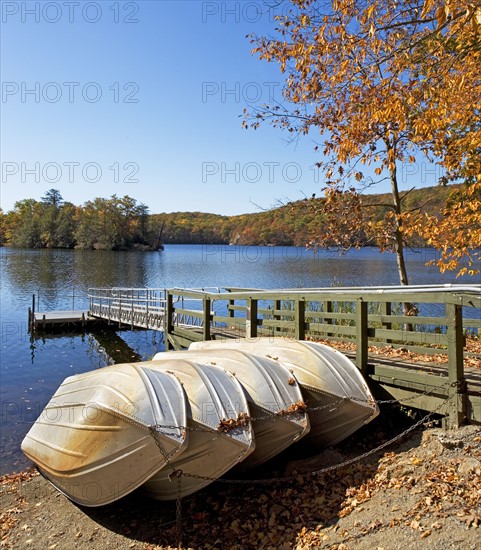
[1,404,480,550]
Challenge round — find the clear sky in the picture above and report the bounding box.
[0,0,445,216]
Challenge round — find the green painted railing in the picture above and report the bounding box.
[164,285,481,427]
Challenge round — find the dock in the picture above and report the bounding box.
[28,284,481,428]
[31,310,95,330]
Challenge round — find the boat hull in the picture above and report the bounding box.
[190,338,379,448]
[21,364,188,506]
[152,348,310,469]
[141,359,254,499]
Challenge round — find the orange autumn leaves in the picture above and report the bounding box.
[245,0,480,276]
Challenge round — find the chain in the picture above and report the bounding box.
[167,469,183,548]
[147,381,452,437]
[181,391,452,486]
[367,381,452,405]
[147,385,453,542]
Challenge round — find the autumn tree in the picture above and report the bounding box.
[404,183,481,276]
[74,195,152,250]
[0,208,6,245]
[6,199,44,248]
[244,0,481,285]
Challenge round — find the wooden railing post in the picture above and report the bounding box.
[325,300,333,338]
[446,303,466,428]
[356,299,368,376]
[246,298,258,338]
[203,297,211,341]
[228,299,235,319]
[380,301,392,343]
[165,292,174,350]
[295,299,306,340]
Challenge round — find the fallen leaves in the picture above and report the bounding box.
[312,336,481,369]
[1,423,480,549]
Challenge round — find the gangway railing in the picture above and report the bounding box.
[87,287,223,331]
[88,288,168,331]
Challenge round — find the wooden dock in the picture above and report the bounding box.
[29,284,481,428]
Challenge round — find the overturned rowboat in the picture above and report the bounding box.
[152,348,310,469]
[21,363,188,506]
[142,359,254,500]
[22,339,378,505]
[190,338,379,448]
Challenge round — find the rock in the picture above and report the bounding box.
[457,457,481,475]
[437,434,464,450]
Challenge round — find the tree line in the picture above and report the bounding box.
[0,184,466,252]
[0,190,158,251]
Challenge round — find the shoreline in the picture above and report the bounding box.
[2,418,480,549]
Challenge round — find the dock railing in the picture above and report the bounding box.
[88,288,168,331]
[164,285,481,427]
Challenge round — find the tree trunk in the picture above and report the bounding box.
[387,142,415,326]
[389,162,410,288]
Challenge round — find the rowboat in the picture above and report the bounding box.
[141,359,254,500]
[21,363,188,506]
[152,348,310,469]
[190,338,379,448]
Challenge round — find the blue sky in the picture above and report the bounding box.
[0,0,445,215]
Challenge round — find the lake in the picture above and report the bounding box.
[0,245,471,474]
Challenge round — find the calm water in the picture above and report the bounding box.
[0,245,470,474]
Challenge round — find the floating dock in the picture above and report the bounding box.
[29,310,97,331]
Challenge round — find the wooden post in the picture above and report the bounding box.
[325,300,333,338]
[295,299,306,340]
[356,299,368,376]
[446,303,466,428]
[274,299,281,334]
[380,301,392,343]
[42,314,46,330]
[246,298,258,338]
[165,292,174,350]
[203,298,211,341]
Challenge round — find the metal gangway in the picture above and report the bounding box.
[87,287,221,332]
